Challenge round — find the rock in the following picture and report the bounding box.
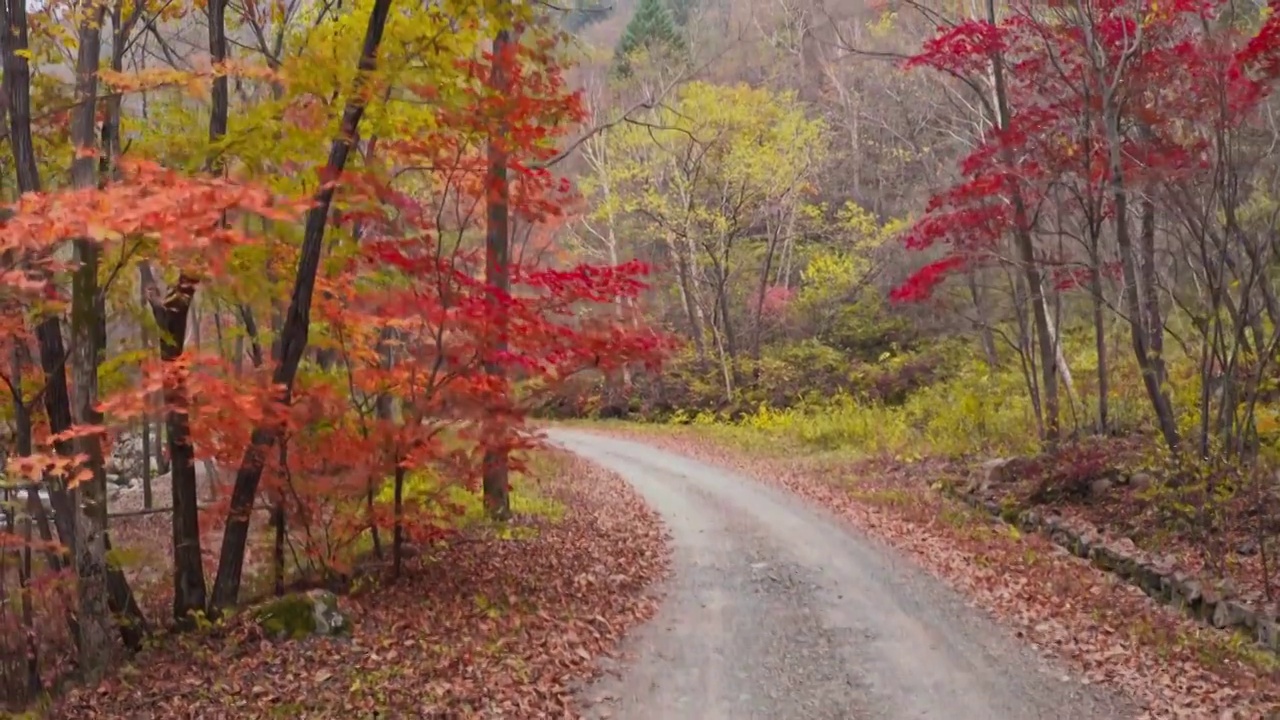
[981,458,1010,485]
[948,453,1280,658]
[1129,472,1154,493]
[1213,598,1253,630]
[255,589,351,641]
[1258,616,1280,651]
[967,458,1013,496]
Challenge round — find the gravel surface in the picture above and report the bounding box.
[550,429,1137,720]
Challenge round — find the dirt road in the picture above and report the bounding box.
[549,429,1136,720]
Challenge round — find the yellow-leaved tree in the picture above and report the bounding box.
[589,81,825,399]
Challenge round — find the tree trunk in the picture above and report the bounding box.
[967,270,999,368]
[140,278,153,511]
[668,233,705,356]
[392,463,405,578]
[753,227,781,362]
[267,500,284,595]
[209,0,394,612]
[1088,241,1109,433]
[141,268,207,624]
[1043,292,1077,416]
[1105,113,1180,452]
[482,26,515,521]
[68,2,115,679]
[987,0,1058,444]
[9,346,41,698]
[369,326,393,560]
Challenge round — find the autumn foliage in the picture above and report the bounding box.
[882,0,1280,456]
[0,1,667,703]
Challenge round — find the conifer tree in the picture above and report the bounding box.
[614,0,684,74]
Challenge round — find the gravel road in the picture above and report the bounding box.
[548,429,1137,720]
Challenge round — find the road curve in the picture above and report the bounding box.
[548,429,1135,720]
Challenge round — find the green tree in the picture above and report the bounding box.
[614,0,684,73]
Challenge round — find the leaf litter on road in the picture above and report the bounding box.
[48,451,670,720]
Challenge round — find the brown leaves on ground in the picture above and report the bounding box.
[47,451,670,719]
[594,425,1280,719]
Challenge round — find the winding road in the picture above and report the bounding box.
[549,429,1136,720]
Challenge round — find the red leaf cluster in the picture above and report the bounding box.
[892,0,1280,301]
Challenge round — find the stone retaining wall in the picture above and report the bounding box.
[953,460,1280,654]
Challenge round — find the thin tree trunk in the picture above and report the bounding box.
[1105,118,1180,451]
[369,326,393,560]
[753,226,781,362]
[987,0,1058,444]
[209,0,395,611]
[1088,242,1109,433]
[392,463,405,578]
[668,233,705,356]
[9,346,41,697]
[140,280,154,510]
[967,270,999,368]
[1044,293,1077,414]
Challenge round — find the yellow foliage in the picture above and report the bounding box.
[595,81,825,237]
[689,350,1042,459]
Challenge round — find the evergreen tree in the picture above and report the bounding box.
[614,0,684,73]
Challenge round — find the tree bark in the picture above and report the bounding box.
[482,26,515,521]
[209,0,395,612]
[668,242,704,355]
[1105,115,1179,451]
[68,0,115,679]
[143,0,228,627]
[1088,244,1109,433]
[988,0,1059,444]
[140,266,207,624]
[9,345,41,698]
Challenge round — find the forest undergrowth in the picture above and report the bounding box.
[27,451,668,719]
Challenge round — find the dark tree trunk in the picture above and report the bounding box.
[392,463,405,579]
[1088,240,1109,434]
[483,27,515,521]
[140,269,207,624]
[209,0,395,612]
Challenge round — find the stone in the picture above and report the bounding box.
[255,589,351,641]
[1181,578,1205,613]
[1258,617,1280,651]
[948,453,1280,658]
[1129,472,1154,493]
[980,458,1010,487]
[1213,599,1254,630]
